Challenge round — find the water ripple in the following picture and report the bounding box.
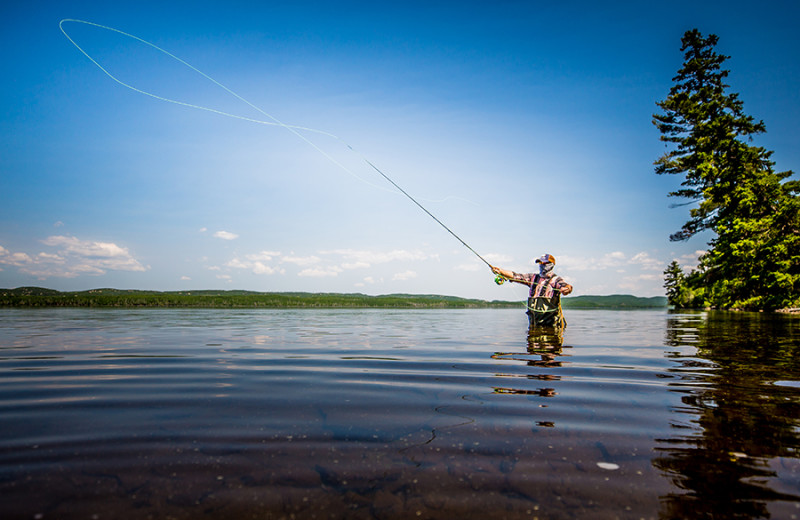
[1,308,798,519]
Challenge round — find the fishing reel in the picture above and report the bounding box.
[494,274,507,285]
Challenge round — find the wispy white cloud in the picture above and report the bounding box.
[248,251,281,262]
[225,258,248,270]
[0,236,147,279]
[560,251,664,272]
[281,255,320,266]
[298,266,343,278]
[639,273,663,281]
[392,270,417,281]
[550,250,677,295]
[629,252,664,271]
[223,247,435,281]
[213,230,239,240]
[321,249,433,267]
[618,272,665,294]
[226,253,285,275]
[673,250,706,270]
[251,263,282,275]
[0,246,35,267]
[341,261,371,270]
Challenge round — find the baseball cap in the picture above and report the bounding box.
[535,254,556,264]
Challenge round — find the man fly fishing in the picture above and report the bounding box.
[491,254,573,329]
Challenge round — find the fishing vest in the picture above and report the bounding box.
[527,274,566,328]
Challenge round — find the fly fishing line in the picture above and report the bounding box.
[59,18,494,270]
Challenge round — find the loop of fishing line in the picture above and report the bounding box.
[59,19,476,205]
[59,19,494,270]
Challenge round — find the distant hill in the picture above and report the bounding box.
[3,286,63,296]
[562,294,668,309]
[1,287,667,309]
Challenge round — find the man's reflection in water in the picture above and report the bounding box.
[491,326,569,405]
[526,325,565,368]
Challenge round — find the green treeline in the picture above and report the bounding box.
[0,287,666,309]
[654,30,800,311]
[562,294,667,309]
[0,288,508,308]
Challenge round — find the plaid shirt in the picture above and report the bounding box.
[509,271,568,298]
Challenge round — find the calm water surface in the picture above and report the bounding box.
[1,308,799,519]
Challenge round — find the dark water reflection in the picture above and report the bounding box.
[0,308,798,519]
[657,311,800,519]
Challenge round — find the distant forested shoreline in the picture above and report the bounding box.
[0,287,668,309]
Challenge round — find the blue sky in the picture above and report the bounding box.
[1,1,798,299]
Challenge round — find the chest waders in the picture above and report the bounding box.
[527,295,566,328]
[527,275,566,329]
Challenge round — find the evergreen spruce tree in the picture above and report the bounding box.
[663,260,688,307]
[653,29,799,310]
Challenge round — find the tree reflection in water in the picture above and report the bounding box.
[657,311,800,519]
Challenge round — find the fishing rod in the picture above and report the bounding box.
[358,154,493,270]
[60,19,496,276]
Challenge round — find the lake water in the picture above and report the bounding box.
[1,307,799,519]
